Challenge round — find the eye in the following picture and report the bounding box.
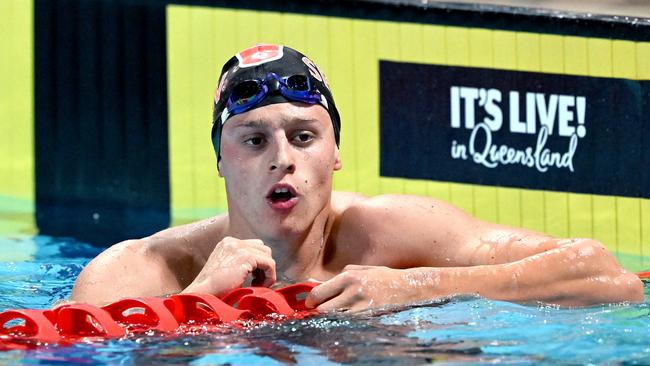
[293,131,315,144]
[244,136,265,146]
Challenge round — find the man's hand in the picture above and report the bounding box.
[182,236,276,296]
[305,239,644,312]
[305,265,431,312]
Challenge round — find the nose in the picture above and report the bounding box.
[269,136,296,174]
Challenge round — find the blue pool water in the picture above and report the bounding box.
[1,235,649,365]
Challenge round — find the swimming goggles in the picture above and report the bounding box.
[220,72,328,124]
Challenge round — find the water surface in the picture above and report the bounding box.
[1,235,649,365]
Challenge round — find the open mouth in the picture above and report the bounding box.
[269,188,294,202]
[266,184,297,208]
[266,184,297,204]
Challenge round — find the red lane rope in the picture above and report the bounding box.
[0,282,319,349]
[637,271,650,279]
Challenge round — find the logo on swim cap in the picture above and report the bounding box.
[214,70,229,104]
[235,44,284,68]
[301,56,330,88]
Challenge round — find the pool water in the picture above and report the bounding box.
[1,235,649,365]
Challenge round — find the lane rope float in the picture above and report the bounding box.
[0,282,318,349]
[637,271,650,280]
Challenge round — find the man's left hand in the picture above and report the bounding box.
[305,265,433,312]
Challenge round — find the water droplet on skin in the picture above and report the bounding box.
[579,244,594,258]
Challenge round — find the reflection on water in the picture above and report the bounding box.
[0,235,649,365]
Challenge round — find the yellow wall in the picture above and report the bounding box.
[166,5,650,270]
[0,0,35,235]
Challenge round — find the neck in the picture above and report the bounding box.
[225,202,335,283]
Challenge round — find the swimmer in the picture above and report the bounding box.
[71,44,643,311]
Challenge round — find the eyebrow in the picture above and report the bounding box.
[234,120,267,129]
[233,117,321,129]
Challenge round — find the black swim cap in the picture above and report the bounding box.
[211,44,341,161]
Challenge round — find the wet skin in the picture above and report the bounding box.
[71,103,644,311]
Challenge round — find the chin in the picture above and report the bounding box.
[256,213,311,240]
[268,218,307,237]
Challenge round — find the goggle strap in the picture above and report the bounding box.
[221,108,230,125]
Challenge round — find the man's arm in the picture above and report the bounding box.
[70,239,185,305]
[71,215,280,305]
[71,215,227,305]
[308,195,644,311]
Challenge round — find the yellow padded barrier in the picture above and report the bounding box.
[0,0,35,235]
[166,5,650,270]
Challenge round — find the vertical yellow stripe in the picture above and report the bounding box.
[0,0,33,201]
[564,36,589,76]
[0,0,34,234]
[587,38,612,77]
[544,192,568,238]
[468,28,493,68]
[329,17,356,192]
[212,8,238,212]
[642,199,650,268]
[281,13,306,51]
[638,42,650,79]
[516,32,540,71]
[617,197,641,260]
[593,195,617,253]
[352,20,380,197]
[235,10,259,48]
[446,26,470,67]
[258,11,283,45]
[493,30,517,70]
[612,40,636,79]
[167,5,193,222]
[421,25,447,64]
[540,34,564,74]
[568,193,593,238]
[304,16,330,83]
[192,8,221,217]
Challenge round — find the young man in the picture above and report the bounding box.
[71,45,643,311]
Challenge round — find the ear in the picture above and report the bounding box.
[217,160,224,177]
[333,147,342,171]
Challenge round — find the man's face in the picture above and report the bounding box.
[219,102,342,239]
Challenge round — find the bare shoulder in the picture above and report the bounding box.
[335,193,473,229]
[71,214,228,305]
[331,193,558,268]
[328,193,474,268]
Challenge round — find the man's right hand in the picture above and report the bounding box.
[181,236,276,296]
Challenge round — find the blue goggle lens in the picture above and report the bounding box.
[226,73,321,116]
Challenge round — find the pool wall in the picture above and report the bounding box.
[1,0,649,270]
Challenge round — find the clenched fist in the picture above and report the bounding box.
[181,236,276,296]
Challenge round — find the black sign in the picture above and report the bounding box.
[380,61,650,198]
